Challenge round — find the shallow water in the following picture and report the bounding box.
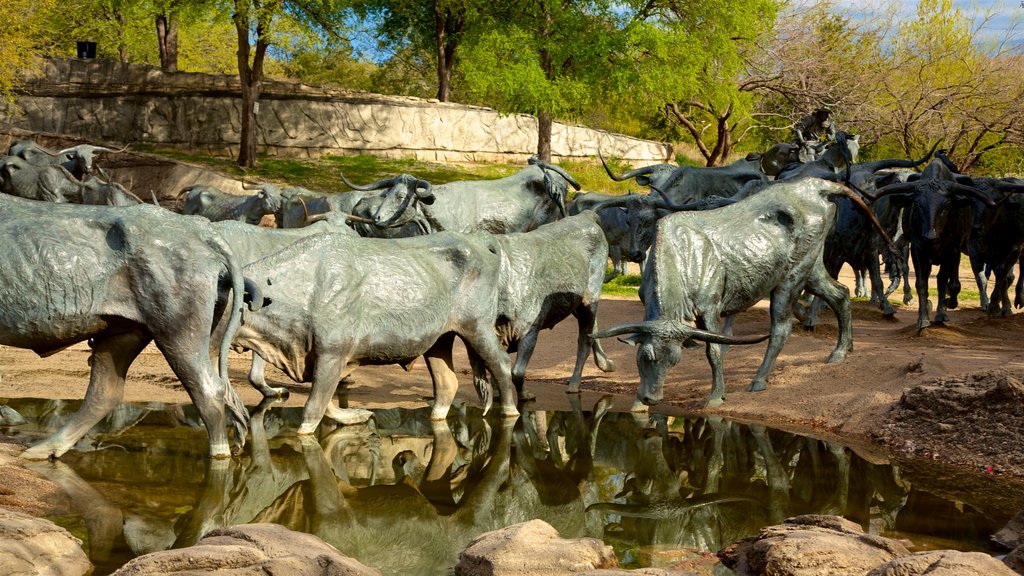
[2,395,1019,575]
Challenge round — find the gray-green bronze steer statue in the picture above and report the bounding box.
[211,219,358,398]
[468,212,617,401]
[595,178,882,409]
[0,194,252,459]
[220,231,519,433]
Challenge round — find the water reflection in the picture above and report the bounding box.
[1,396,1014,575]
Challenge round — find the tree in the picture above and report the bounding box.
[348,0,480,102]
[613,0,779,165]
[460,0,632,161]
[0,0,56,105]
[744,0,1023,172]
[231,0,352,167]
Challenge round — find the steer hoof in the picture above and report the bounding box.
[630,400,649,413]
[746,380,767,392]
[500,404,520,418]
[518,388,537,402]
[21,444,61,461]
[705,397,725,408]
[827,349,850,363]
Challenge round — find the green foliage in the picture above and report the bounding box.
[0,0,56,104]
[602,272,642,298]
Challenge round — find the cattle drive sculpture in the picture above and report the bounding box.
[0,194,253,459]
[594,178,888,409]
[348,156,580,236]
[217,231,522,432]
[468,212,617,403]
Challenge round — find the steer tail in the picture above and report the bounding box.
[207,232,250,453]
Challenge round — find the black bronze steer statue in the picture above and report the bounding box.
[0,194,253,459]
[595,178,886,409]
[219,231,520,433]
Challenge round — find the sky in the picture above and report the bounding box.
[831,0,1023,43]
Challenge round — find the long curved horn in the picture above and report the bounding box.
[593,320,770,345]
[825,182,897,249]
[860,181,918,201]
[149,190,161,206]
[599,149,658,182]
[339,172,397,191]
[532,159,581,190]
[241,181,262,191]
[648,183,693,211]
[591,196,633,211]
[413,179,432,197]
[373,188,418,228]
[951,182,996,206]
[306,210,377,225]
[857,142,939,174]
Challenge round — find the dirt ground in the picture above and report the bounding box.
[2,265,1024,485]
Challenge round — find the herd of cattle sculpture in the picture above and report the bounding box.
[0,131,1022,461]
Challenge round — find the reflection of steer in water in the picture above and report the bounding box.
[0,195,250,459]
[596,178,884,409]
[223,231,519,433]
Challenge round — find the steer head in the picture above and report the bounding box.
[241,183,285,216]
[868,163,994,246]
[340,172,433,229]
[593,320,769,406]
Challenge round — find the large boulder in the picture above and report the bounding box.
[1005,545,1024,574]
[995,508,1024,550]
[718,515,909,576]
[456,519,618,576]
[110,523,380,576]
[867,549,1018,576]
[0,507,91,576]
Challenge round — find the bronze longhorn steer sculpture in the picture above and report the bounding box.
[595,178,890,409]
[0,195,255,459]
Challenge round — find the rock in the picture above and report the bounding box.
[994,508,1024,549]
[867,549,1017,575]
[0,405,26,426]
[329,407,374,426]
[1005,544,1024,574]
[457,519,618,576]
[111,523,380,575]
[718,514,909,576]
[0,507,91,576]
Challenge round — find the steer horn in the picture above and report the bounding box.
[593,320,770,346]
[824,182,897,250]
[598,149,663,183]
[339,172,397,191]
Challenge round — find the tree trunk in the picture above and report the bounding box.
[537,111,553,163]
[156,14,179,73]
[434,3,450,101]
[234,2,266,168]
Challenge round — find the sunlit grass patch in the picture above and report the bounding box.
[603,271,641,298]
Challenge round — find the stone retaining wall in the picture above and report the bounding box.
[1,58,672,165]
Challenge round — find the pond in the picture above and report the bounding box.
[2,395,1020,575]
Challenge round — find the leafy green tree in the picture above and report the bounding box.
[0,0,56,105]
[350,0,481,101]
[231,0,352,167]
[459,0,630,161]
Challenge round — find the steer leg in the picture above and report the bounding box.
[806,265,853,363]
[867,253,895,317]
[568,304,616,394]
[748,287,798,393]
[297,355,346,435]
[969,245,990,311]
[911,248,933,329]
[23,331,149,460]
[461,328,518,418]
[934,258,960,324]
[510,328,540,400]
[248,353,289,398]
[702,315,728,407]
[425,334,460,421]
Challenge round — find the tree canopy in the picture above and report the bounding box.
[0,0,1020,172]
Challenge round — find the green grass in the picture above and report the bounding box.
[142,146,640,197]
[602,271,641,298]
